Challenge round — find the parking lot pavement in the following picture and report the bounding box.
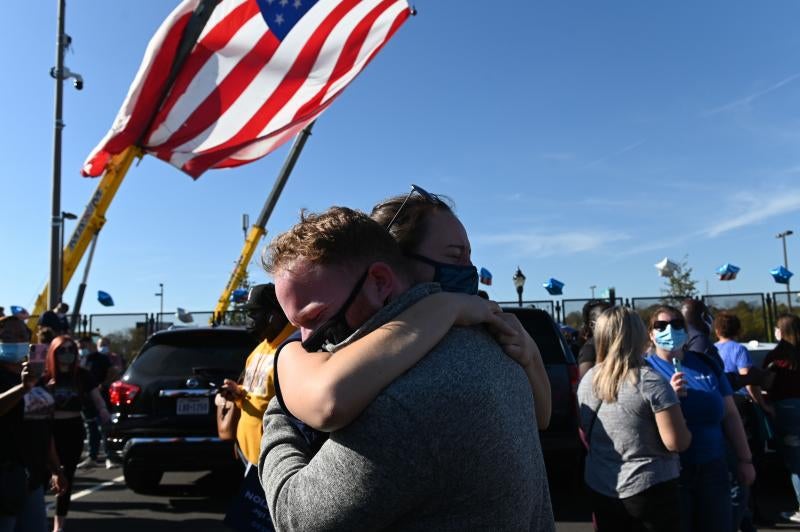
[42,456,800,531]
[49,466,238,531]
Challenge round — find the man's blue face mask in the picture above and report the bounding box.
[407,253,478,295]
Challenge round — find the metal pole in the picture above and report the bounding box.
[517,287,523,308]
[160,283,164,318]
[255,122,315,229]
[70,232,99,332]
[59,214,65,301]
[49,0,66,308]
[783,234,792,310]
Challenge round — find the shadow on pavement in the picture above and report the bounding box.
[65,518,228,532]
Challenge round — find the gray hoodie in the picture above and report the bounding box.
[259,284,554,531]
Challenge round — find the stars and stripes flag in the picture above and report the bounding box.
[82,0,412,179]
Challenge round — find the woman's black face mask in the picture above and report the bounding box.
[407,253,478,295]
[301,271,369,352]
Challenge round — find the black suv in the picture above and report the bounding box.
[501,307,581,459]
[106,326,257,493]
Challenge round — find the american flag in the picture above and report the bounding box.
[82,0,411,179]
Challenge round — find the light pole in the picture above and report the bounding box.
[512,267,526,308]
[777,230,794,310]
[155,283,164,328]
[590,285,596,299]
[59,211,77,301]
[48,0,83,308]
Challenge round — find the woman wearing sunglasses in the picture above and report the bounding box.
[645,306,753,532]
[578,307,690,531]
[42,336,110,532]
[272,186,551,437]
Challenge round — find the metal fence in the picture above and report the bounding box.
[37,289,796,361]
[702,293,769,343]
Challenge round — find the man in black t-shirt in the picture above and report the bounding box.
[37,303,70,336]
[77,336,111,468]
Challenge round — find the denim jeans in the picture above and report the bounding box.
[0,486,47,532]
[679,458,732,532]
[85,417,103,460]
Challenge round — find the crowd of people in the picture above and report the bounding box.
[0,307,124,532]
[577,298,800,531]
[4,184,800,532]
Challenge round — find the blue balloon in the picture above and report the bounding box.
[771,266,793,285]
[543,278,564,296]
[231,289,249,303]
[716,263,740,281]
[97,290,115,307]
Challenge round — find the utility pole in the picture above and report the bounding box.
[777,230,794,310]
[48,0,67,308]
[155,283,164,328]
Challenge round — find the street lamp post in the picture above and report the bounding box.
[59,211,77,301]
[512,267,526,308]
[590,285,596,299]
[777,230,794,310]
[155,283,164,328]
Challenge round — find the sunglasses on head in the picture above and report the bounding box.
[384,184,445,232]
[652,319,685,332]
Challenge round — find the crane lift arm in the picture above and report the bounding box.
[213,224,267,321]
[212,122,315,322]
[28,146,142,329]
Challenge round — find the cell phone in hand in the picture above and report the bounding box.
[672,357,682,374]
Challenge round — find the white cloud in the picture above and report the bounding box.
[705,190,800,237]
[475,229,630,257]
[704,72,800,116]
[584,140,645,168]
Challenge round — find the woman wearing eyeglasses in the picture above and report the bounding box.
[645,306,754,532]
[42,336,110,532]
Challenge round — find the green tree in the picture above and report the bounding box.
[663,256,698,299]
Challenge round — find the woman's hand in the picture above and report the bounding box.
[737,461,756,486]
[489,312,535,369]
[20,362,35,390]
[670,372,687,397]
[50,469,68,496]
[220,379,245,401]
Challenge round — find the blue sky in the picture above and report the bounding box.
[3,0,800,317]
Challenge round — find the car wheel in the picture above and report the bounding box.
[124,463,163,494]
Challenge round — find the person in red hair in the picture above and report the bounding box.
[41,336,109,532]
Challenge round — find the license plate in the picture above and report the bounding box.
[176,397,209,415]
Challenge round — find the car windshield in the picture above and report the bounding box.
[134,333,253,378]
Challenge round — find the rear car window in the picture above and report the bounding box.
[501,307,573,365]
[133,331,254,378]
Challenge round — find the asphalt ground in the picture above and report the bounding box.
[45,455,800,531]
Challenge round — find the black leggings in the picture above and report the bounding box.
[52,417,85,517]
[589,478,680,532]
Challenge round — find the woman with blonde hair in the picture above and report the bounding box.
[578,306,691,531]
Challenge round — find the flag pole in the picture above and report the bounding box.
[213,121,316,322]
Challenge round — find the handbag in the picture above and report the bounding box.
[0,462,28,516]
[215,393,241,441]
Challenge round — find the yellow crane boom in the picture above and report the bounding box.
[28,146,142,329]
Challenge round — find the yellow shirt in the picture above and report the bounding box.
[235,324,296,465]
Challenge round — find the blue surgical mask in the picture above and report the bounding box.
[653,325,687,352]
[79,348,90,357]
[98,346,110,354]
[0,343,30,363]
[407,254,478,295]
